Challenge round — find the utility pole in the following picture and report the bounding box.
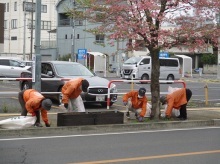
[23,0,27,60]
[32,0,41,92]
[30,0,34,60]
[72,1,75,62]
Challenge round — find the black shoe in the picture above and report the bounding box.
[134,113,138,117]
[34,122,43,127]
[126,112,130,118]
[179,117,187,121]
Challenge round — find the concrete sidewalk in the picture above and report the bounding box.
[0,107,220,137]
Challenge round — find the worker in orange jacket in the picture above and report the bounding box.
[122,88,148,122]
[62,78,89,112]
[160,88,192,120]
[18,89,52,127]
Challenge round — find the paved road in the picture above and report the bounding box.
[0,127,219,164]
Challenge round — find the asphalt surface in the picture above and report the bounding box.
[0,73,220,137]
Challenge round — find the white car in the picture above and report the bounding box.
[0,58,31,78]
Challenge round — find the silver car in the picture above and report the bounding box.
[19,61,118,107]
[0,58,31,78]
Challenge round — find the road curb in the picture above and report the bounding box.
[1,119,220,138]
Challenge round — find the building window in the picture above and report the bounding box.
[28,19,35,29]
[216,13,220,24]
[74,20,83,26]
[4,20,7,29]
[14,2,17,11]
[23,2,46,13]
[28,20,51,30]
[7,3,9,12]
[24,2,35,12]
[11,36,17,40]
[65,35,67,39]
[4,3,6,12]
[112,55,115,62]
[41,21,51,30]
[11,19,17,29]
[41,5,47,13]
[77,34,79,39]
[95,34,104,43]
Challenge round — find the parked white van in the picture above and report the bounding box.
[121,56,181,80]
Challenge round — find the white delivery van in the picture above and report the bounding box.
[121,56,181,80]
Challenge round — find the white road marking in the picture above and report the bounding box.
[0,127,219,141]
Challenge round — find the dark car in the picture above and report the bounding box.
[19,61,118,107]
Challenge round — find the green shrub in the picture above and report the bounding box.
[201,53,217,65]
[58,54,72,61]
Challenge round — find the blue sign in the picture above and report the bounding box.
[159,52,169,58]
[78,49,87,60]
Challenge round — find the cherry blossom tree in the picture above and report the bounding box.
[69,0,220,119]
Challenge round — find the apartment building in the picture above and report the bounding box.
[56,0,127,70]
[2,0,57,60]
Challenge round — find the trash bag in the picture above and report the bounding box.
[145,103,152,118]
[161,105,180,118]
[168,86,181,93]
[160,86,181,118]
[0,116,36,129]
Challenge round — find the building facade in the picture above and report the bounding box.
[56,0,127,71]
[2,0,57,60]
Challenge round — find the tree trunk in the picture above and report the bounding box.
[150,49,160,120]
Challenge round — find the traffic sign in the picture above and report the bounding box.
[159,52,169,58]
[78,49,87,60]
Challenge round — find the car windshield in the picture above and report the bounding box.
[54,63,94,76]
[124,57,142,64]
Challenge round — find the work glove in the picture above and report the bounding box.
[137,116,144,122]
[45,122,51,127]
[64,103,68,109]
[123,101,128,106]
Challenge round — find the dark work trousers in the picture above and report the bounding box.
[179,89,192,119]
[18,91,40,123]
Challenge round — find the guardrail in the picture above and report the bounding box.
[107,80,186,109]
[0,78,72,81]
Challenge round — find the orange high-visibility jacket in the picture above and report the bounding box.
[62,78,84,104]
[123,91,147,117]
[166,88,187,117]
[23,89,49,123]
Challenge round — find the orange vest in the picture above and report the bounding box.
[62,78,84,104]
[23,89,49,123]
[165,88,187,117]
[123,91,147,117]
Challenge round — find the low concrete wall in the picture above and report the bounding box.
[203,64,217,74]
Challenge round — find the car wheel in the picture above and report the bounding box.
[22,81,30,90]
[101,102,113,107]
[141,74,149,84]
[167,74,174,80]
